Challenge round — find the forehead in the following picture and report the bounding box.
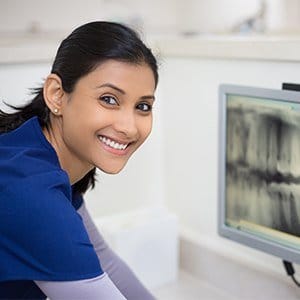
[75,60,156,92]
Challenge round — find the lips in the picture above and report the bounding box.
[98,135,129,150]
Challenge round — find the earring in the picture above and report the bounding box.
[53,108,59,114]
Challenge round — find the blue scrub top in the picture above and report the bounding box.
[0,117,103,299]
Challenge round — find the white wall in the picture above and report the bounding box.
[177,0,261,34]
[159,55,300,275]
[0,0,180,35]
[0,63,51,110]
[2,0,299,36]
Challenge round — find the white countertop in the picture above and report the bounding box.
[150,34,300,62]
[0,32,63,64]
[1,32,300,64]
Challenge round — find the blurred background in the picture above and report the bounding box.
[1,0,300,35]
[1,1,300,299]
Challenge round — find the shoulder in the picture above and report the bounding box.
[0,117,62,190]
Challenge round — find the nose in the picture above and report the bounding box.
[113,110,138,139]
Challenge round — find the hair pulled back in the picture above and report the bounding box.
[0,21,159,194]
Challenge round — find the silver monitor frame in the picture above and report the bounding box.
[218,84,300,264]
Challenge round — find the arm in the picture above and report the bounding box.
[35,273,126,300]
[77,202,156,300]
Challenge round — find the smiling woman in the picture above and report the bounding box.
[0,22,158,299]
[43,60,155,179]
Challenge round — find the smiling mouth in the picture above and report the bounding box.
[98,135,129,150]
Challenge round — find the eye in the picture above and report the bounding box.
[99,95,118,106]
[136,102,152,112]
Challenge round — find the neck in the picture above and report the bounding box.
[43,118,93,184]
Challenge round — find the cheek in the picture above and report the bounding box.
[139,117,153,142]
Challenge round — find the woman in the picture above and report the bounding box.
[0,21,158,299]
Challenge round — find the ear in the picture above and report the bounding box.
[43,74,65,116]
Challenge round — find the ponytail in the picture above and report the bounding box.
[0,88,48,134]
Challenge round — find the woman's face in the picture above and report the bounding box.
[58,60,156,176]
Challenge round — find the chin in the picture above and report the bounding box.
[97,164,126,175]
[103,169,122,175]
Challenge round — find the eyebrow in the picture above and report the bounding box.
[96,83,155,101]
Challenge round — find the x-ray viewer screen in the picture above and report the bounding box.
[225,93,300,251]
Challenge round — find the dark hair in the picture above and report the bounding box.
[0,21,159,194]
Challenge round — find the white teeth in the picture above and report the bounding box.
[99,136,128,150]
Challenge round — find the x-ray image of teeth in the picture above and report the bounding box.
[226,96,300,238]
